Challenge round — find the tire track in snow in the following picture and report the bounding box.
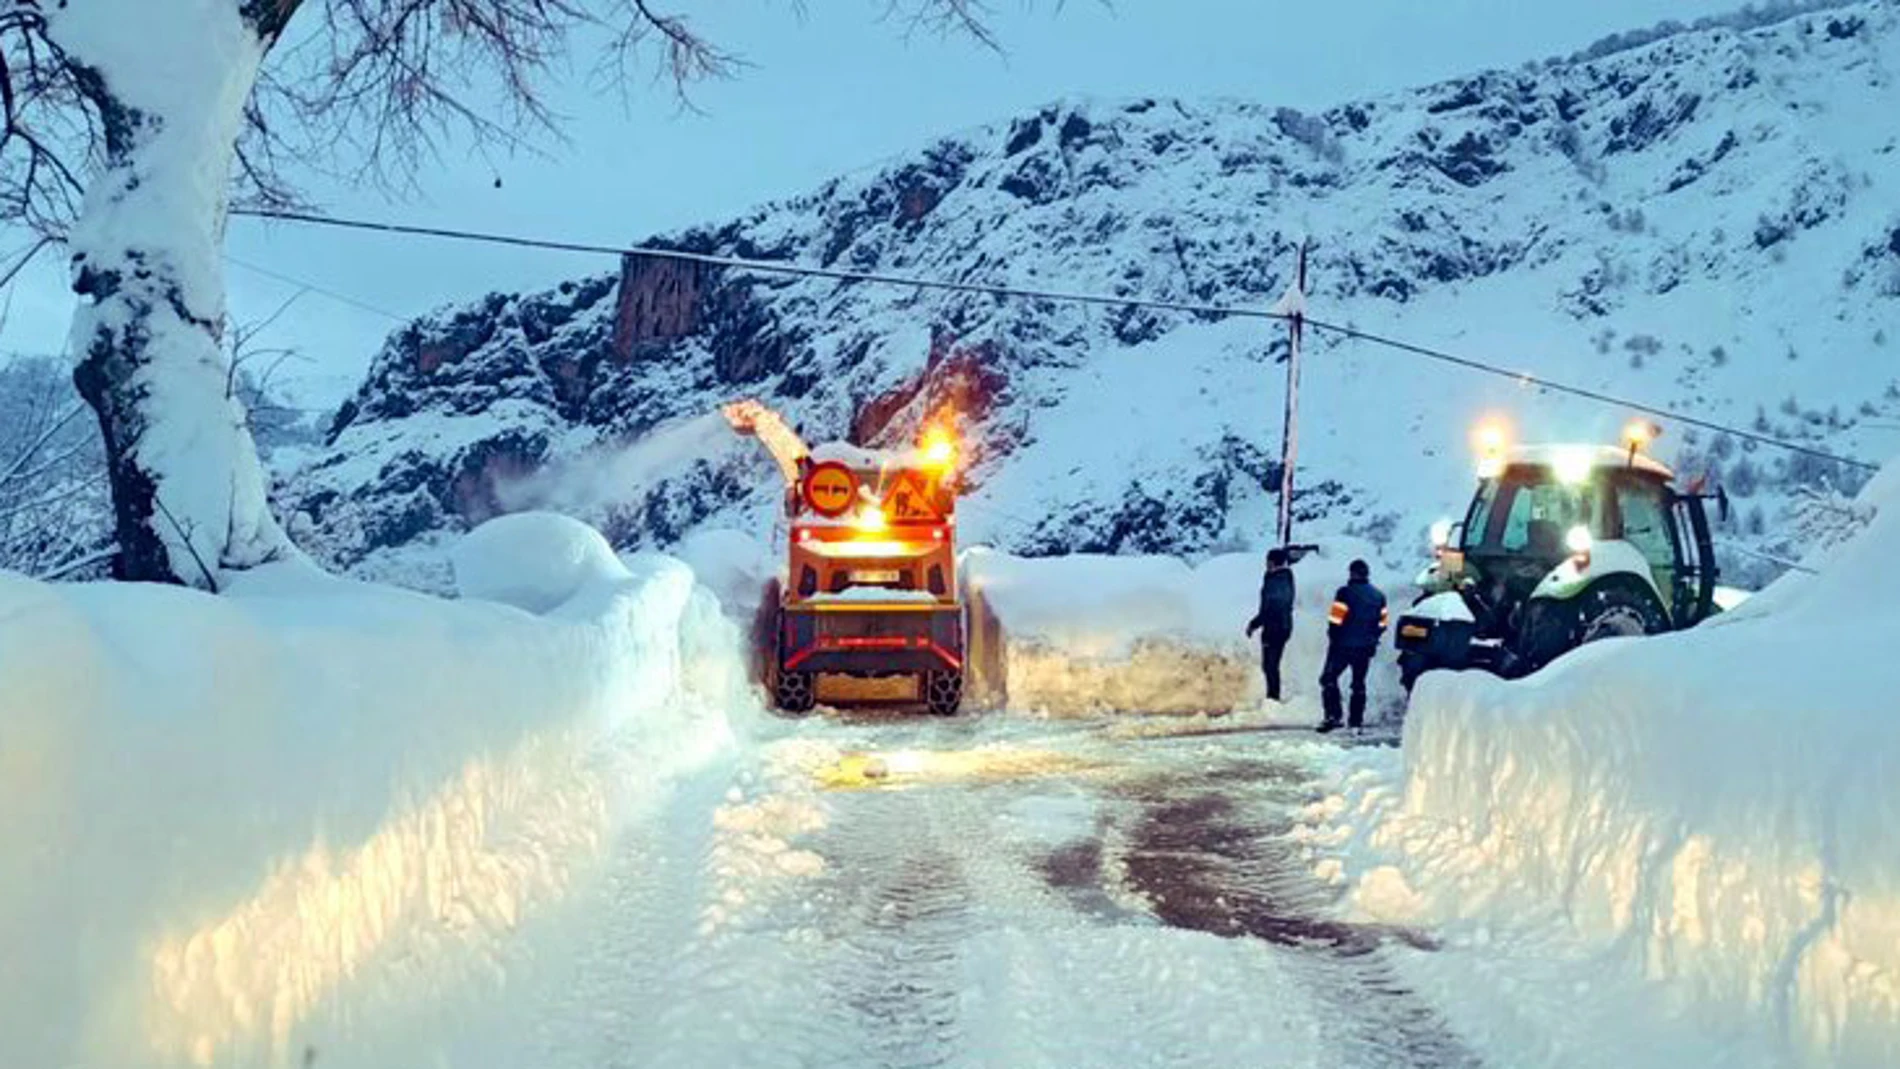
[1117,758,1481,1069]
[800,790,981,1069]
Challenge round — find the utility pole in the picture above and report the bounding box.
[1273,242,1309,551]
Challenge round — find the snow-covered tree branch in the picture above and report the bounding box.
[0,0,1004,588]
[0,355,112,579]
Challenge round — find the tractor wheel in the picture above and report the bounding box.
[1398,651,1429,694]
[772,668,817,716]
[1513,598,1575,675]
[924,670,964,717]
[1574,582,1670,647]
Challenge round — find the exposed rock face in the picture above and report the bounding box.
[287,2,1900,588]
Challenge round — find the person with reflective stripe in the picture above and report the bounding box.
[1319,558,1388,733]
[1244,547,1296,702]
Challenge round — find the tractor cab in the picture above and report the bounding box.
[1400,421,1724,685]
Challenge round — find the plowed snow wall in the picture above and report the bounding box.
[0,541,744,1068]
[1387,457,1900,1066]
[962,545,1399,716]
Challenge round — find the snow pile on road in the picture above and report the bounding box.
[1308,455,1900,1066]
[964,541,1401,718]
[0,517,750,1069]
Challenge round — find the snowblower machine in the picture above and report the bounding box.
[1396,418,1734,689]
[722,400,966,716]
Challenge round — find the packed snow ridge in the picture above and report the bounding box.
[281,2,1900,592]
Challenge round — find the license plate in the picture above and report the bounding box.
[1400,624,1430,641]
[850,569,901,584]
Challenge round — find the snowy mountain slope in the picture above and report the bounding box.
[288,2,1900,590]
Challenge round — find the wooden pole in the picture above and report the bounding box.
[1274,243,1309,550]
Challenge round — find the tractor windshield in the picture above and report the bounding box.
[1464,466,1607,558]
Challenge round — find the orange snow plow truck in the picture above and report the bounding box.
[722,400,966,716]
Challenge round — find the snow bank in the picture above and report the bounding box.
[450,510,630,613]
[964,541,1402,718]
[667,527,776,627]
[0,517,750,1068]
[1315,456,1900,1065]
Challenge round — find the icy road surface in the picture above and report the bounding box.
[459,715,1474,1069]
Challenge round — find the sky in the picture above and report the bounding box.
[1,0,1750,410]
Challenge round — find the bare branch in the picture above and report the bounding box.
[0,355,110,577]
[34,544,117,581]
[7,0,1016,233]
[886,0,1003,52]
[0,397,82,487]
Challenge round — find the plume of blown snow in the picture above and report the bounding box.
[495,413,735,516]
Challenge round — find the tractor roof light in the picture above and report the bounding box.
[1554,445,1596,485]
[853,505,889,535]
[1472,417,1510,477]
[1624,420,1662,453]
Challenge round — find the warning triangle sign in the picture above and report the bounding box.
[883,470,942,522]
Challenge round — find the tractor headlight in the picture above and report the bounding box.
[1565,525,1593,567]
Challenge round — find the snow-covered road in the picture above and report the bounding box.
[446,714,1478,1069]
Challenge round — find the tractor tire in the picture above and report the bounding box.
[1512,598,1575,676]
[924,670,964,717]
[1573,581,1670,647]
[772,668,817,716]
[1398,651,1429,694]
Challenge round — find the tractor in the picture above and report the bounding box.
[1396,419,1733,689]
[723,400,967,716]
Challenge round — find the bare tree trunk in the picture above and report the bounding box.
[52,1,298,587]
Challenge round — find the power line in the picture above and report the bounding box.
[1299,318,1880,473]
[223,252,408,322]
[231,207,1291,321]
[232,206,1881,474]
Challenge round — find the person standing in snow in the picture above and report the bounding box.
[1319,559,1388,733]
[1244,547,1296,703]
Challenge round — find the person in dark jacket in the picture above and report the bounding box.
[1319,559,1388,733]
[1244,548,1296,702]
